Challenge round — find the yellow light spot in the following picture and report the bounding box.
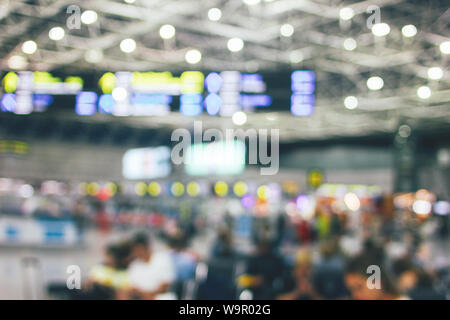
[171,182,184,197]
[135,182,147,196]
[148,182,161,197]
[105,182,117,196]
[87,182,99,196]
[233,181,248,197]
[2,72,19,93]
[186,182,200,197]
[215,181,228,197]
[99,72,116,94]
[257,185,268,200]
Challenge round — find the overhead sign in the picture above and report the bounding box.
[122,146,172,180]
[185,140,246,176]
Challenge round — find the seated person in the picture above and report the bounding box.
[83,241,132,300]
[126,232,176,300]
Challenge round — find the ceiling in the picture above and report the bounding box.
[0,0,449,142]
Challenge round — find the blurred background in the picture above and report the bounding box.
[0,0,449,300]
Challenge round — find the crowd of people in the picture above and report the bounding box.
[48,196,449,300]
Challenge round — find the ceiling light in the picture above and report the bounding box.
[159,24,176,40]
[440,41,450,54]
[417,86,431,99]
[22,40,37,54]
[49,27,65,41]
[232,111,247,126]
[185,49,202,64]
[228,38,244,52]
[344,96,358,109]
[289,50,303,63]
[427,67,443,80]
[120,38,136,53]
[339,7,354,21]
[401,24,417,38]
[343,38,357,51]
[208,8,222,21]
[124,0,136,3]
[85,49,103,64]
[371,23,390,37]
[243,0,261,5]
[8,55,27,70]
[367,76,384,90]
[280,24,294,37]
[81,10,98,25]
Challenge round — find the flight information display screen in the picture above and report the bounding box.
[1,70,315,117]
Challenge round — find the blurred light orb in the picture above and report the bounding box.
[185,49,202,64]
[208,8,222,21]
[112,87,128,101]
[120,38,136,53]
[344,192,360,211]
[233,182,248,197]
[106,182,117,195]
[417,86,431,99]
[85,49,103,64]
[413,200,432,216]
[243,0,261,5]
[214,181,228,197]
[186,182,200,197]
[290,50,304,64]
[241,194,256,210]
[343,38,357,51]
[8,55,27,70]
[427,67,443,80]
[280,24,294,37]
[232,111,247,126]
[148,182,161,197]
[257,185,268,200]
[440,41,450,54]
[159,24,176,39]
[398,125,411,138]
[339,7,354,21]
[434,201,450,216]
[22,40,37,55]
[171,182,184,197]
[49,27,65,41]
[87,182,99,196]
[81,10,98,25]
[227,38,244,52]
[371,23,390,37]
[401,25,417,38]
[135,182,147,196]
[367,76,384,90]
[124,0,136,3]
[344,96,358,109]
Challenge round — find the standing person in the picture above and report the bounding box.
[126,232,176,300]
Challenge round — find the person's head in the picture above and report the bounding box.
[345,254,399,300]
[319,239,339,259]
[130,232,151,261]
[392,258,419,292]
[105,241,132,269]
[294,248,313,278]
